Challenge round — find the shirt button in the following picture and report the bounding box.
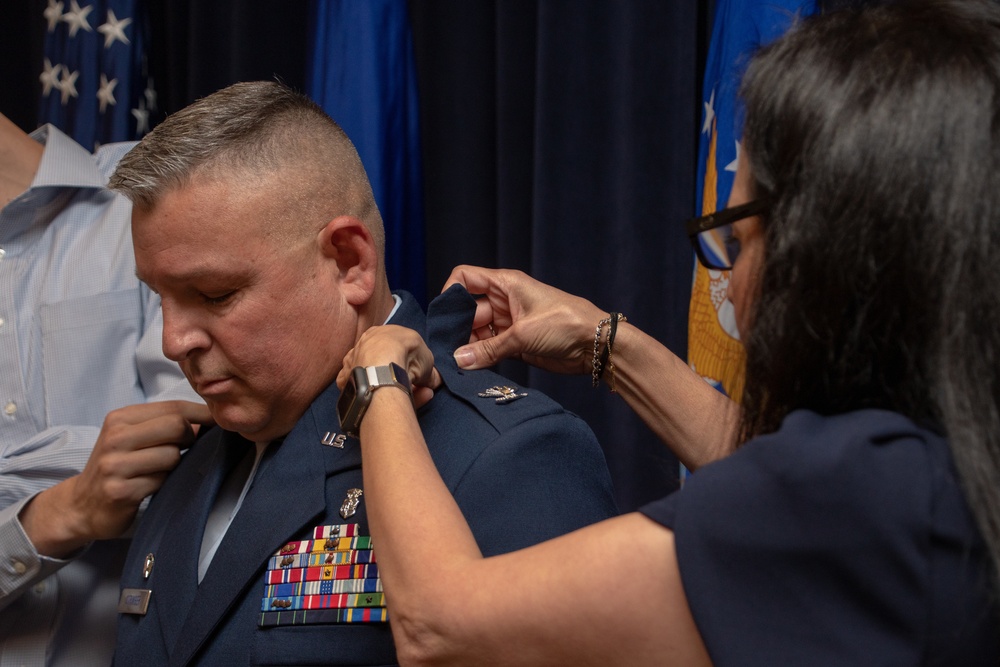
[12,560,26,575]
[33,582,46,595]
[0,248,6,260]
[4,402,16,416]
[0,318,5,328]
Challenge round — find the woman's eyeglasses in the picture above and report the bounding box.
[685,198,768,271]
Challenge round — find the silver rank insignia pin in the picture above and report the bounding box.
[340,488,363,519]
[321,431,347,448]
[478,385,528,404]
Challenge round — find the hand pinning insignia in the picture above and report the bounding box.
[478,385,528,404]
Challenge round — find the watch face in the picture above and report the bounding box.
[337,379,357,421]
[337,366,368,436]
[336,364,411,436]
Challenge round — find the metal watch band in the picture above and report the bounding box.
[365,364,412,395]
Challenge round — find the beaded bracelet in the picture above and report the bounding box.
[591,312,627,389]
[605,312,625,392]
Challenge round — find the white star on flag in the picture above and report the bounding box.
[724,141,741,173]
[39,58,62,96]
[43,0,64,32]
[132,102,150,135]
[144,82,157,111]
[97,74,118,112]
[98,9,132,48]
[702,89,716,135]
[61,0,93,38]
[58,69,79,105]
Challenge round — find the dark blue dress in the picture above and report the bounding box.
[641,409,999,666]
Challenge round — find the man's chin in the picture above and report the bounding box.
[208,402,290,442]
[206,403,270,441]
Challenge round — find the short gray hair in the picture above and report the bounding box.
[110,81,384,252]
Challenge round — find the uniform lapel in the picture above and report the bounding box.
[166,380,362,666]
[151,429,248,656]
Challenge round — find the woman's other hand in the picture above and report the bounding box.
[444,265,606,375]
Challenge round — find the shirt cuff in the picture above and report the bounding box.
[0,494,76,597]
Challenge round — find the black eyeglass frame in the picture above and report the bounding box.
[685,198,769,271]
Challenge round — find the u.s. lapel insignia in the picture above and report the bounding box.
[340,488,363,519]
[321,431,347,448]
[477,385,528,404]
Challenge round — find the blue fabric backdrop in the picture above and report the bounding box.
[307,0,427,305]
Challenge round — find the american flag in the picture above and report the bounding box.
[38,0,155,149]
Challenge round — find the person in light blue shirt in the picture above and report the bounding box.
[0,113,209,667]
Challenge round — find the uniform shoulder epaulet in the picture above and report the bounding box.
[435,362,563,433]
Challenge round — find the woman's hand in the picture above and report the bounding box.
[338,325,443,408]
[444,265,606,376]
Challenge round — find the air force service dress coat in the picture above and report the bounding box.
[115,286,618,666]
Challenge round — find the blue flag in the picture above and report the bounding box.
[38,0,155,149]
[688,0,818,401]
[696,0,818,227]
[307,0,427,305]
[684,0,817,483]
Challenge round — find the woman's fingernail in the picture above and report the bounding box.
[454,347,475,368]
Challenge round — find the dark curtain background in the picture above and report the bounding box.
[2,0,714,512]
[410,2,707,511]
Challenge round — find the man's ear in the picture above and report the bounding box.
[317,216,377,306]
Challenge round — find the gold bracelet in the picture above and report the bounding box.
[592,312,626,389]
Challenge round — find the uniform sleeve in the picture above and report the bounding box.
[450,413,619,556]
[642,411,934,667]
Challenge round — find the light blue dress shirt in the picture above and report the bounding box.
[0,125,199,666]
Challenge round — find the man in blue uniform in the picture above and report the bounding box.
[109,81,617,666]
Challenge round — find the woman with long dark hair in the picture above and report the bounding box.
[338,1,1000,663]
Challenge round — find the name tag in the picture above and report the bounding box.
[117,588,152,615]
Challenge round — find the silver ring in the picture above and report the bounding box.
[488,323,497,337]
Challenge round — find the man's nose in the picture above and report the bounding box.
[160,301,209,362]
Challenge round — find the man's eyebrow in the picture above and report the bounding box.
[135,267,238,287]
